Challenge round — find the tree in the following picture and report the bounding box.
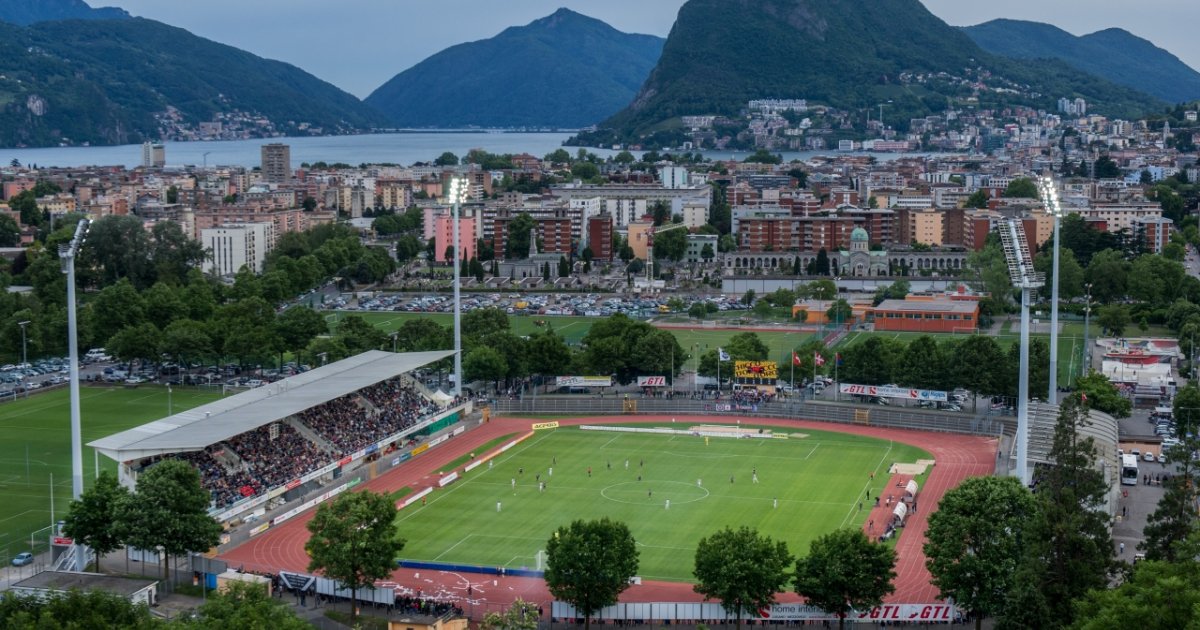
[812,249,831,275]
[434,151,459,166]
[305,490,405,624]
[825,299,853,326]
[82,215,154,289]
[0,589,160,629]
[526,330,572,381]
[0,214,19,247]
[462,307,510,340]
[924,476,1036,630]
[506,213,536,259]
[1072,540,1200,629]
[62,471,130,572]
[558,255,571,278]
[965,189,990,209]
[91,278,146,343]
[1097,304,1131,337]
[947,336,1005,401]
[1093,155,1121,179]
[464,346,508,388]
[693,526,792,630]
[999,396,1113,629]
[794,529,896,630]
[753,299,774,319]
[1073,371,1131,418]
[275,306,327,355]
[571,162,599,180]
[544,518,639,630]
[335,314,386,354]
[701,243,715,262]
[1003,178,1039,199]
[809,278,837,300]
[480,598,540,630]
[1034,247,1085,300]
[653,228,688,262]
[180,581,310,629]
[160,319,213,371]
[116,459,222,581]
[108,323,163,368]
[1085,248,1129,302]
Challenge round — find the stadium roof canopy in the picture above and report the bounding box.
[88,350,452,462]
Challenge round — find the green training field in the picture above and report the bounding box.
[394,424,929,581]
[0,386,222,559]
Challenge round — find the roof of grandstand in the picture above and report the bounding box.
[88,350,453,462]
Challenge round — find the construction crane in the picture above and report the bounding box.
[642,222,690,283]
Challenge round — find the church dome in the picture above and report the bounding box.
[850,227,869,242]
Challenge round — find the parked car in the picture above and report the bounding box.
[11,552,33,566]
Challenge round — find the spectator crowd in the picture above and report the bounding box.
[140,377,452,508]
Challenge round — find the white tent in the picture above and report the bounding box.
[430,390,454,405]
[892,502,908,524]
[905,479,919,498]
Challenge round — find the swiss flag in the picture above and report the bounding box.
[814,352,826,366]
[792,352,802,366]
[1081,392,1088,404]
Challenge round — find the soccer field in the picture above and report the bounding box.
[0,386,222,559]
[393,424,929,581]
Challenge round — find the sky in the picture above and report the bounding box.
[100,0,1200,99]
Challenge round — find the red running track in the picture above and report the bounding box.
[221,415,997,612]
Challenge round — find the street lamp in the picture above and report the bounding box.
[448,177,469,397]
[1040,176,1064,400]
[1082,283,1093,379]
[17,320,29,367]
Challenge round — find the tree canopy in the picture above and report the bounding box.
[544,518,639,630]
[693,526,792,630]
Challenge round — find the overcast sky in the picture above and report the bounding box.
[101,0,1200,99]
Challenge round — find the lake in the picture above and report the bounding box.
[0,131,938,169]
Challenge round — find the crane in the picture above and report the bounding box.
[642,222,690,283]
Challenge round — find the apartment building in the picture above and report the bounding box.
[202,223,271,275]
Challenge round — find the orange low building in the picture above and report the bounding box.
[870,298,979,333]
[792,299,872,325]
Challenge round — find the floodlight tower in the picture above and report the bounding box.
[448,178,468,397]
[1040,177,1064,401]
[60,219,89,501]
[998,218,1044,486]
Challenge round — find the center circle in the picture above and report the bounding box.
[600,480,711,505]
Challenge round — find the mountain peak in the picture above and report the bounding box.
[585,0,1160,146]
[0,0,130,26]
[963,19,1200,103]
[365,10,664,128]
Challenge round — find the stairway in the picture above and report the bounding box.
[285,417,337,454]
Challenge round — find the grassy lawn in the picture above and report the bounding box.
[393,425,927,581]
[0,386,223,558]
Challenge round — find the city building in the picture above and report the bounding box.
[685,233,718,263]
[432,215,477,263]
[141,142,165,169]
[1132,216,1174,255]
[202,223,272,275]
[261,143,291,184]
[870,296,979,333]
[586,214,614,262]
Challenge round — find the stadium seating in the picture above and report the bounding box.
[139,378,450,509]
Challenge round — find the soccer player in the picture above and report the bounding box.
[496,502,502,512]
[511,478,516,489]
[665,499,670,510]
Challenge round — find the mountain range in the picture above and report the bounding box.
[962,19,1200,105]
[0,17,389,147]
[583,0,1167,147]
[366,9,664,129]
[0,0,128,25]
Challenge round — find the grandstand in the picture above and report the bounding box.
[89,350,462,523]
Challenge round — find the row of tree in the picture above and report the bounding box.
[545,518,894,630]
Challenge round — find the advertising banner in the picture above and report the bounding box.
[555,376,613,387]
[734,361,778,387]
[637,376,667,387]
[838,383,949,402]
[438,472,459,487]
[532,421,560,430]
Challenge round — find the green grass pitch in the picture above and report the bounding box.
[394,424,929,581]
[0,386,222,558]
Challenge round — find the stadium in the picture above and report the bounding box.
[81,349,1115,624]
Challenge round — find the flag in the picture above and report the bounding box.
[814,352,826,366]
[718,348,731,361]
[835,353,843,365]
[792,352,802,366]
[1081,392,1088,404]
